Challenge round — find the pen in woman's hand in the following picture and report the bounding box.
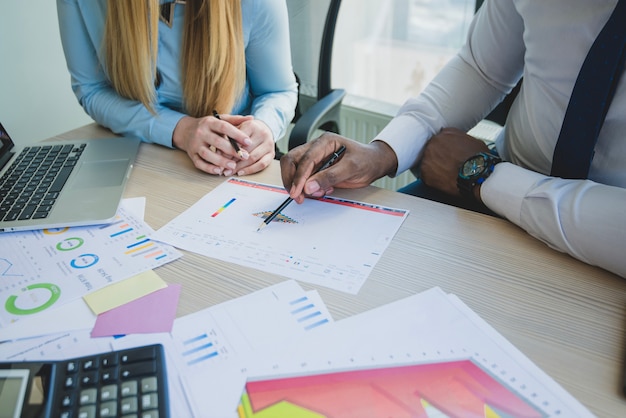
[213,110,245,159]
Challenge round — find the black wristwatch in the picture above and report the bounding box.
[457,152,502,199]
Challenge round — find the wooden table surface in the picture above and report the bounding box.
[54,124,626,417]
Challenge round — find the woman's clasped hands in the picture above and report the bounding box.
[173,113,276,177]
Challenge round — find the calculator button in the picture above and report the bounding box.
[66,361,78,373]
[79,388,97,405]
[121,396,139,414]
[78,405,96,418]
[80,371,99,386]
[64,376,76,389]
[121,361,157,379]
[82,358,99,371]
[101,353,119,368]
[121,346,156,364]
[141,377,158,393]
[99,400,118,417]
[121,381,138,397]
[141,393,159,410]
[61,393,74,407]
[142,411,160,418]
[101,366,119,383]
[101,384,118,401]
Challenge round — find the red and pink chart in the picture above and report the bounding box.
[238,359,544,417]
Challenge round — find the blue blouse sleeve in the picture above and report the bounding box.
[56,0,184,148]
[242,0,298,142]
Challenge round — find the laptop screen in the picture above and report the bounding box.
[0,122,15,169]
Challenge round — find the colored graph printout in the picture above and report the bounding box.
[238,360,545,418]
[114,280,335,417]
[152,179,408,294]
[0,206,181,328]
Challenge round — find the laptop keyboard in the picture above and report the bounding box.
[0,143,85,222]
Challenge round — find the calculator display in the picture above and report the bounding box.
[0,363,52,418]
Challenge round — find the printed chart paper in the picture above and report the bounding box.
[152,178,409,294]
[0,205,182,329]
[239,360,546,417]
[239,287,594,418]
[110,280,334,417]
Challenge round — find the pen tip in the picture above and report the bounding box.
[256,223,266,232]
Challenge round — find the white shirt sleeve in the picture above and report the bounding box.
[482,164,626,278]
[375,0,626,278]
[375,0,524,175]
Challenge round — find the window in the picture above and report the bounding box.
[288,0,476,109]
[334,0,474,107]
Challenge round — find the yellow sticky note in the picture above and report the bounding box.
[83,270,168,314]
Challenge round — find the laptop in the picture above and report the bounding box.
[0,122,141,233]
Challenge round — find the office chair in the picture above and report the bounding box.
[281,0,346,155]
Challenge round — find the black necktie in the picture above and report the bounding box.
[551,0,626,179]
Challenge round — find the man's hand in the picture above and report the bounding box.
[420,127,490,196]
[280,132,398,204]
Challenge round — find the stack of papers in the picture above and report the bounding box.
[0,281,593,417]
[237,286,594,417]
[0,199,182,330]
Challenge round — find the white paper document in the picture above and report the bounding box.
[110,279,334,417]
[0,282,594,417]
[240,287,594,418]
[0,203,182,329]
[152,178,409,294]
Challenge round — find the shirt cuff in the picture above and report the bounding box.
[481,162,547,224]
[253,107,284,143]
[151,109,186,148]
[373,114,430,176]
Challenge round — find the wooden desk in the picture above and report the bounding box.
[54,124,626,417]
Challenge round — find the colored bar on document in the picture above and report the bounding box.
[211,198,236,217]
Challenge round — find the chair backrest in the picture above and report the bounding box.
[317,0,341,100]
[287,0,340,104]
[283,0,346,152]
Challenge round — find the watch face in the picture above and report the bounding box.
[461,154,486,177]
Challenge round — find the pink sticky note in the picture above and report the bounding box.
[91,283,181,337]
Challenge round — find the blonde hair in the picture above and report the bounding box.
[104,0,245,116]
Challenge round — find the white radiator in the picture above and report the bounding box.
[338,101,416,191]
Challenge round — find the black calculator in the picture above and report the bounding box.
[0,344,169,418]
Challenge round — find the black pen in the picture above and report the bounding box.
[213,110,245,159]
[257,145,346,232]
